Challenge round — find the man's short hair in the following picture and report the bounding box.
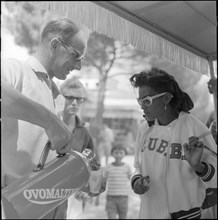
[111,144,128,155]
[41,17,81,43]
[60,77,86,95]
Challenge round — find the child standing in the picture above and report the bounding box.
[104,145,132,219]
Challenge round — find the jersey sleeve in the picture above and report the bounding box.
[187,114,217,189]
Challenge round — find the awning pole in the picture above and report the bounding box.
[208,57,217,124]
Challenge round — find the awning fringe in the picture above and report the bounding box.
[29,1,209,75]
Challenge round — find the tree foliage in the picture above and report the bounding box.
[2,2,52,54]
[83,32,154,144]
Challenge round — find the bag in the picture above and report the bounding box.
[201,188,217,209]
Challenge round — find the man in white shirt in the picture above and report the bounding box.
[1,17,88,219]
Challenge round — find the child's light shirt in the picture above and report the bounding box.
[104,163,132,196]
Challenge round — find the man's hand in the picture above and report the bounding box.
[45,114,72,154]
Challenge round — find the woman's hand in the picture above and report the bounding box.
[133,176,150,195]
[183,136,204,171]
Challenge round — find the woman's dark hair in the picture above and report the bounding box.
[129,67,194,113]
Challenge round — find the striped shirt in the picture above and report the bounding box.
[104,163,132,196]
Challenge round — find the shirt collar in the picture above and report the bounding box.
[75,115,85,128]
[26,56,49,77]
[58,112,85,128]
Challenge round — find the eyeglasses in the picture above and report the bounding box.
[64,96,86,104]
[57,38,84,61]
[137,92,167,106]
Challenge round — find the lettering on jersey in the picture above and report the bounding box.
[144,137,186,160]
[170,143,182,159]
[157,140,168,153]
[148,138,158,151]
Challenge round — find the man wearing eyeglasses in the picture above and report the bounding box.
[59,77,93,154]
[58,77,105,219]
[1,17,88,219]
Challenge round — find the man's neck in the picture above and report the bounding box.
[63,114,76,125]
[33,50,52,79]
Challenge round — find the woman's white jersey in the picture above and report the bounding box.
[133,112,217,219]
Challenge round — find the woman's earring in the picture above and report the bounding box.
[164,103,167,110]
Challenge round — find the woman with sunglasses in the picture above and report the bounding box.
[129,68,217,219]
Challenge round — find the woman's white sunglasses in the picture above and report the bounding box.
[137,92,167,106]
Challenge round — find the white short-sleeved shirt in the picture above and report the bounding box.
[1,56,57,187]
